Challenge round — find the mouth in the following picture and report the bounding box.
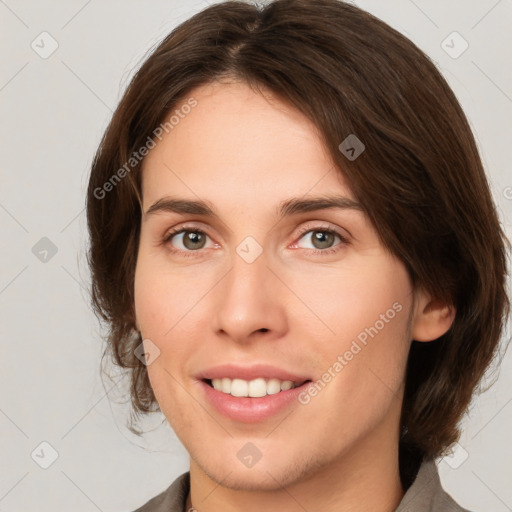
[196,363,313,422]
[198,376,313,423]
[202,377,311,397]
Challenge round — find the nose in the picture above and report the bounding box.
[211,247,288,345]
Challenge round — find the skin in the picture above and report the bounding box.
[133,80,455,512]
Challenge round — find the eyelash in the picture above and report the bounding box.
[161,224,349,258]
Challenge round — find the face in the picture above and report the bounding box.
[134,80,418,491]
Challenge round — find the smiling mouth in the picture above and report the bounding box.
[203,377,312,397]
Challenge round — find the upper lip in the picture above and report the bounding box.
[196,364,311,383]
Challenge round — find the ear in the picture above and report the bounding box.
[411,288,456,342]
[131,304,141,333]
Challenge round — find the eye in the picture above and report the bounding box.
[161,223,349,258]
[294,225,348,255]
[162,226,216,256]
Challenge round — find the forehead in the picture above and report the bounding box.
[140,80,355,209]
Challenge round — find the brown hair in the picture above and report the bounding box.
[86,0,510,485]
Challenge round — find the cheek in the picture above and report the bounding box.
[145,360,206,443]
[289,255,413,404]
[133,253,209,404]
[134,249,201,335]
[284,253,412,346]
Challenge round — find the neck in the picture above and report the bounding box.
[186,426,404,512]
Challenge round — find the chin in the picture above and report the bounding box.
[193,446,324,492]
[203,465,299,492]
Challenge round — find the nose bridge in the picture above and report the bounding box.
[211,238,287,341]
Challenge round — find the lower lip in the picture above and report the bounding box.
[199,380,311,423]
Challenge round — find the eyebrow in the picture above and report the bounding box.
[144,194,364,220]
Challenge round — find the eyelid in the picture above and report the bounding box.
[162,222,210,240]
[162,221,348,241]
[294,221,350,240]
[291,222,350,253]
[161,220,351,256]
[161,222,217,248]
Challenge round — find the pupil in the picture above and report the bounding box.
[184,231,205,249]
[181,230,333,251]
[313,231,333,249]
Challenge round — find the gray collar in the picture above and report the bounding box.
[396,459,471,511]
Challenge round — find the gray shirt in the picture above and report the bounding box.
[132,459,472,512]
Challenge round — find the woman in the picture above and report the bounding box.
[86,1,510,510]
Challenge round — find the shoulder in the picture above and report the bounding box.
[131,471,190,512]
[396,459,474,512]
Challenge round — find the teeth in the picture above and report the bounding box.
[210,377,304,397]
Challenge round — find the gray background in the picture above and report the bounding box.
[1,0,511,510]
